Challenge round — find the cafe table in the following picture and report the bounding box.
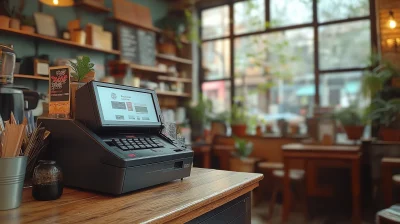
[0,168,263,224]
[281,143,361,223]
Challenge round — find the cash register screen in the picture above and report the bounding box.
[96,86,159,124]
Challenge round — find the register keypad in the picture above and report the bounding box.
[113,137,163,151]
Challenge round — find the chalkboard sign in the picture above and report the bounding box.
[118,25,156,66]
[48,66,71,118]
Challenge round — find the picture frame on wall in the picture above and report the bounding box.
[34,59,49,76]
[34,13,58,37]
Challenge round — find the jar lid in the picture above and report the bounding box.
[38,160,56,165]
[0,44,14,54]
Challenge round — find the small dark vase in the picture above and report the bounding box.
[32,160,63,201]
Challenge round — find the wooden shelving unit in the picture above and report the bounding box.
[75,2,111,13]
[14,74,49,81]
[156,54,192,65]
[157,75,191,83]
[129,63,168,74]
[109,17,161,33]
[156,91,190,98]
[0,27,120,55]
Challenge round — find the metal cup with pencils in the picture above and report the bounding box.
[0,113,50,210]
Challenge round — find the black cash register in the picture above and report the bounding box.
[38,81,193,195]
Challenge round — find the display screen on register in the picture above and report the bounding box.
[96,86,158,123]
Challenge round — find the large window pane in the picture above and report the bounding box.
[319,72,367,108]
[319,20,371,70]
[202,81,231,114]
[234,0,265,35]
[201,5,230,40]
[235,29,314,133]
[234,28,314,80]
[318,0,369,23]
[202,39,230,80]
[270,0,312,27]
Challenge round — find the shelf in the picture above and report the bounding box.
[156,91,191,98]
[157,76,191,83]
[75,2,111,13]
[129,63,168,74]
[109,17,161,33]
[156,54,192,65]
[14,74,49,81]
[0,27,120,55]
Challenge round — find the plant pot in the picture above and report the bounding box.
[380,127,400,142]
[289,124,300,135]
[0,16,10,29]
[70,82,86,119]
[256,126,262,136]
[81,71,95,83]
[343,125,365,140]
[265,124,273,133]
[392,77,400,88]
[158,42,177,56]
[229,157,257,172]
[21,25,35,33]
[231,124,247,137]
[9,18,20,30]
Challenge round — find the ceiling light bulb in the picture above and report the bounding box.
[53,0,58,5]
[389,19,397,29]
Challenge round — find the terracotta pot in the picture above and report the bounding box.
[231,124,247,137]
[9,18,20,30]
[265,124,273,133]
[21,25,35,33]
[392,77,400,88]
[158,42,176,56]
[256,126,262,136]
[343,125,365,140]
[289,124,300,135]
[380,127,400,142]
[70,82,85,119]
[0,16,10,29]
[229,157,256,172]
[81,71,95,83]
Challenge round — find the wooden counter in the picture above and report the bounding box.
[0,168,263,224]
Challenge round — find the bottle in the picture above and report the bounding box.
[32,160,63,201]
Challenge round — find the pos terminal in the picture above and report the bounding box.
[38,81,193,195]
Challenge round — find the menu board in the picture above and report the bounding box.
[48,66,71,118]
[118,25,156,66]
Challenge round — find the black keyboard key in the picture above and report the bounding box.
[127,146,134,150]
[151,144,159,148]
[120,146,128,150]
[144,144,152,148]
[139,145,147,149]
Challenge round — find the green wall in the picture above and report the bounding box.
[0,0,168,93]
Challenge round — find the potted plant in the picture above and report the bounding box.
[333,104,365,140]
[368,98,400,141]
[187,95,213,141]
[69,56,95,118]
[0,0,11,29]
[229,138,256,172]
[230,103,248,137]
[362,56,399,98]
[20,15,35,33]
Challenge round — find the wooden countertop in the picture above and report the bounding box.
[0,168,263,224]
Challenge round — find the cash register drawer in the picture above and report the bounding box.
[122,157,192,193]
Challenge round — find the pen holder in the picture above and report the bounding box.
[0,156,27,210]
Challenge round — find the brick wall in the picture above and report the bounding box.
[378,0,400,68]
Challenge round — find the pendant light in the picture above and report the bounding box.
[39,0,74,7]
[389,11,397,29]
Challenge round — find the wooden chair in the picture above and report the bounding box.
[382,157,400,207]
[268,169,307,221]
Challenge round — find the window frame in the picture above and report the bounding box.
[199,0,377,108]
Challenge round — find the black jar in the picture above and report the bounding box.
[32,160,63,201]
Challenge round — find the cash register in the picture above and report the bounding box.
[38,81,193,195]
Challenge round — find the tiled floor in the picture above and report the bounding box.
[251,202,375,224]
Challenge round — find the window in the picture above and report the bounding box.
[200,0,375,127]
